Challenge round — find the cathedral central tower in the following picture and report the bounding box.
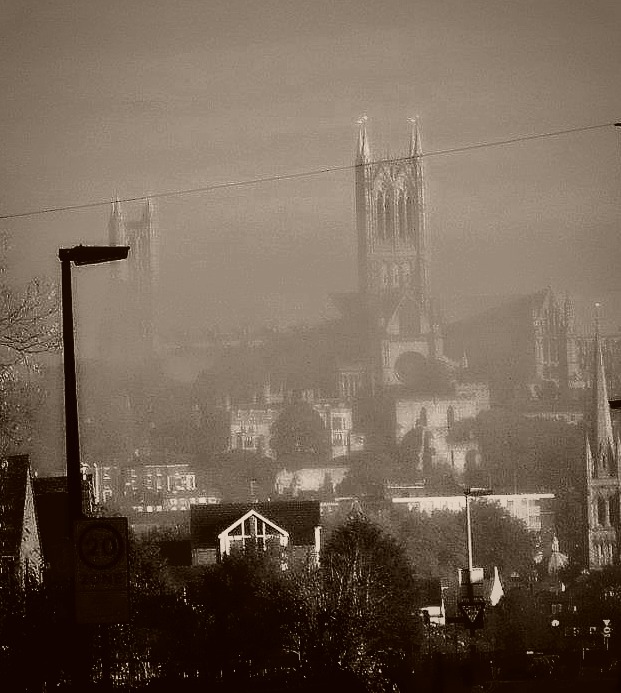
[355,117,429,319]
[353,118,440,389]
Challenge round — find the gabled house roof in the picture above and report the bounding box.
[217,508,290,541]
[191,500,320,549]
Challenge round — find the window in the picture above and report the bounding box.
[402,262,411,286]
[376,193,385,238]
[406,197,415,239]
[381,264,389,287]
[418,407,428,427]
[392,264,399,286]
[398,193,407,238]
[332,416,344,430]
[333,432,345,446]
[384,193,393,239]
[447,406,455,430]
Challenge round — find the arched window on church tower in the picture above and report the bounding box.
[419,407,428,428]
[381,264,389,288]
[398,192,407,239]
[406,195,415,240]
[382,342,390,367]
[392,264,399,287]
[598,497,608,526]
[610,494,619,528]
[384,192,393,240]
[376,192,385,239]
[447,405,455,430]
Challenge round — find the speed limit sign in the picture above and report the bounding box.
[74,517,129,624]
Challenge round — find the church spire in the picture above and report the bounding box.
[591,305,614,466]
[356,115,370,163]
[408,116,422,158]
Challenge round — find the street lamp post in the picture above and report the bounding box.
[59,245,129,526]
[464,487,492,589]
[461,487,492,685]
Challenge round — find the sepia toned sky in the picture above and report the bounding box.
[1,0,620,346]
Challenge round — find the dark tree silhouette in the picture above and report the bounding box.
[270,400,330,461]
[296,516,422,691]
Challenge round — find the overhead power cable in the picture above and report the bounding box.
[0,121,617,222]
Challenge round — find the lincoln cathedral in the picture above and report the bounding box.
[92,118,621,569]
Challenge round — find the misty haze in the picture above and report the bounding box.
[0,0,620,691]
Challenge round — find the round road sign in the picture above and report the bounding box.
[78,522,124,570]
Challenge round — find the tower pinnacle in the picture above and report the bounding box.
[408,116,422,158]
[109,196,125,246]
[356,115,370,163]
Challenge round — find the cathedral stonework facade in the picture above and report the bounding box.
[354,117,440,390]
[342,119,489,474]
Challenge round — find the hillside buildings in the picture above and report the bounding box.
[445,288,584,407]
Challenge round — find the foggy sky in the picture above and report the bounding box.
[1,0,620,349]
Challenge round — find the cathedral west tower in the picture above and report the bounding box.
[355,116,428,314]
[105,197,158,363]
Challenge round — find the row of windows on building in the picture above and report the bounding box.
[338,373,362,400]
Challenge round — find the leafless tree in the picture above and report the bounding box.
[0,236,59,452]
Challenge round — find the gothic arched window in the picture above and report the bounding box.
[406,196,415,240]
[598,497,608,526]
[392,264,399,286]
[384,193,393,240]
[419,407,428,428]
[610,494,619,528]
[447,405,455,430]
[376,193,385,239]
[398,192,407,239]
[381,264,389,288]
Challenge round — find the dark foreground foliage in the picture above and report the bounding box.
[0,517,425,692]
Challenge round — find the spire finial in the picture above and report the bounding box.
[356,114,370,162]
[408,116,422,157]
[595,302,602,336]
[109,195,124,245]
[143,195,154,221]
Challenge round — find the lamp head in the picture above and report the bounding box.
[59,245,130,266]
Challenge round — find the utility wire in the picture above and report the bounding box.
[0,121,617,222]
